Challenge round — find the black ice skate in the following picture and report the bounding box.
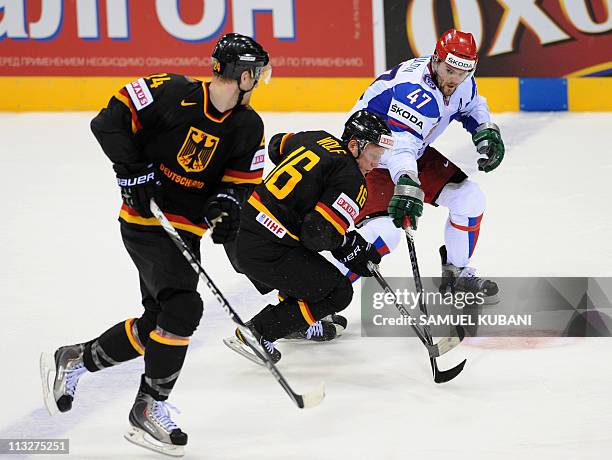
[329,314,348,332]
[439,246,499,305]
[40,343,87,415]
[223,321,281,365]
[124,390,187,457]
[283,315,347,341]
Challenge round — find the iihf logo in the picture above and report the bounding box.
[423,74,436,89]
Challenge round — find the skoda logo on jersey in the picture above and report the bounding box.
[390,103,424,129]
[177,127,220,173]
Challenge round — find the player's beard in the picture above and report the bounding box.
[434,73,458,97]
[440,81,458,97]
[432,62,464,98]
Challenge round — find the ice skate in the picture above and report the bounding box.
[439,246,499,305]
[283,315,347,341]
[40,343,87,415]
[124,390,187,457]
[223,321,281,365]
[329,314,348,333]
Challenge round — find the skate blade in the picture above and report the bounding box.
[124,426,185,457]
[279,334,307,341]
[280,333,341,342]
[39,352,59,416]
[222,337,265,366]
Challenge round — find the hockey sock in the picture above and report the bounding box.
[141,327,189,401]
[251,299,327,341]
[445,214,483,267]
[83,318,145,372]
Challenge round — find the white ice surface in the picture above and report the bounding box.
[1,112,612,459]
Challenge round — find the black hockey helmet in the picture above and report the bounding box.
[342,110,394,150]
[212,33,269,83]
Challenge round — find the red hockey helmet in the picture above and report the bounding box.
[434,29,478,72]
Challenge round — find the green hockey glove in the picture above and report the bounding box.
[387,174,424,230]
[473,122,504,173]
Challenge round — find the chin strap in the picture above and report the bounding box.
[236,79,258,106]
[236,88,247,106]
[355,139,368,158]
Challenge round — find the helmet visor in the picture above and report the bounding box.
[252,64,273,85]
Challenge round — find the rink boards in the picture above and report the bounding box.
[1,76,611,112]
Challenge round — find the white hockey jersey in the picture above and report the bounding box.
[349,56,491,183]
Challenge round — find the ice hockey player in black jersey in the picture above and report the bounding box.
[39,33,270,457]
[223,110,394,364]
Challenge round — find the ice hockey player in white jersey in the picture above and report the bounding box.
[337,28,505,304]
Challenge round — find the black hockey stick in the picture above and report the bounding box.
[404,227,466,383]
[150,198,325,409]
[367,262,464,358]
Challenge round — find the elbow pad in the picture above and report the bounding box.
[300,212,344,253]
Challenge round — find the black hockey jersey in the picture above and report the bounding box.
[241,130,368,247]
[91,73,265,236]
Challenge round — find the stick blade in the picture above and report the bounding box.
[430,326,466,358]
[433,359,467,384]
[455,325,466,341]
[297,382,326,409]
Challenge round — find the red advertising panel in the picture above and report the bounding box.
[0,0,374,77]
[384,0,612,77]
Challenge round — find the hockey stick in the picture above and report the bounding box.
[367,262,464,358]
[404,227,466,383]
[150,198,325,409]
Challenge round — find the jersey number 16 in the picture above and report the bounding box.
[264,146,320,200]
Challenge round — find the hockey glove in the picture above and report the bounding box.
[387,173,424,230]
[332,231,381,277]
[267,133,285,166]
[472,122,504,173]
[203,193,241,244]
[114,163,161,218]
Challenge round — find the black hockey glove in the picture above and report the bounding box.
[331,231,381,277]
[268,133,285,165]
[113,163,161,218]
[203,193,241,244]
